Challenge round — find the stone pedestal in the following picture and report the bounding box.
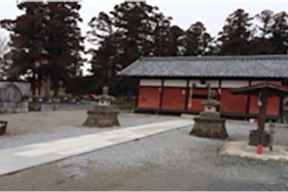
[189,92,228,140]
[83,106,119,128]
[190,115,228,139]
[248,130,270,147]
[83,86,120,128]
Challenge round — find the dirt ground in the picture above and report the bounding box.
[0,110,88,135]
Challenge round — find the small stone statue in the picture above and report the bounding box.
[83,86,120,128]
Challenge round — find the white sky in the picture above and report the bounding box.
[0,0,287,73]
[1,0,288,38]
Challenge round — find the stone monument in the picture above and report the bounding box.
[83,86,120,128]
[190,89,228,139]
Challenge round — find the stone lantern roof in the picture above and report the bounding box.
[200,99,221,107]
[94,86,115,101]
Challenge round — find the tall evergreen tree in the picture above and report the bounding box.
[183,22,213,56]
[218,9,253,55]
[268,11,288,54]
[87,1,174,95]
[0,36,11,80]
[167,25,185,56]
[251,10,274,54]
[251,10,288,54]
[1,2,84,97]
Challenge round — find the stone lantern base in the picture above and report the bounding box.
[83,106,120,128]
[190,117,228,139]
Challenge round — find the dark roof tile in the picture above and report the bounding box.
[117,55,288,78]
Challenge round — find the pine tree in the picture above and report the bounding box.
[87,1,174,95]
[269,11,288,54]
[183,22,213,56]
[251,10,288,54]
[218,9,253,55]
[0,36,11,80]
[1,2,84,98]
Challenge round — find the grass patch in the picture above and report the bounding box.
[114,100,135,110]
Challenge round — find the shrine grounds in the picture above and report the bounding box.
[0,110,288,190]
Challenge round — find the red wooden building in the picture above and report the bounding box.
[118,55,288,121]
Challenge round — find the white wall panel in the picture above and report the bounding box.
[140,79,162,87]
[164,80,186,87]
[251,80,281,85]
[221,80,249,88]
[189,80,219,88]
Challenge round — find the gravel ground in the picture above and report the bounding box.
[0,110,177,149]
[0,111,287,191]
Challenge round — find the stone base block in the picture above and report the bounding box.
[83,110,119,128]
[248,130,270,147]
[190,118,228,139]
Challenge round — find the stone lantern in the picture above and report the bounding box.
[190,90,228,139]
[83,86,120,128]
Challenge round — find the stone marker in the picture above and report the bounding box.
[83,86,120,128]
[190,90,228,139]
[0,121,8,135]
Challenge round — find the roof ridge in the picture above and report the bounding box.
[142,55,288,61]
[117,57,143,76]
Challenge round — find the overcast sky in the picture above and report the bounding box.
[0,0,287,73]
[1,0,288,38]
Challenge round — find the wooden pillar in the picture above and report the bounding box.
[245,80,252,118]
[135,79,140,109]
[217,80,222,112]
[184,79,190,111]
[158,79,164,111]
[258,88,268,146]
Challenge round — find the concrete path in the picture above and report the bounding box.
[0,119,193,176]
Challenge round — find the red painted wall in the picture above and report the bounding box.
[187,88,208,111]
[161,87,186,110]
[267,97,280,115]
[220,88,247,113]
[249,96,279,115]
[187,98,205,111]
[137,87,160,108]
[137,83,281,117]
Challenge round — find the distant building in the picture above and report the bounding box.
[0,81,30,102]
[32,80,66,97]
[118,55,288,121]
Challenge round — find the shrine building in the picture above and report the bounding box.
[118,55,288,121]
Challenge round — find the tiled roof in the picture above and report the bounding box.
[117,55,288,78]
[230,81,288,96]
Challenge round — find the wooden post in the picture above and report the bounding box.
[184,79,190,111]
[158,79,164,112]
[257,88,268,153]
[245,80,252,118]
[135,79,140,109]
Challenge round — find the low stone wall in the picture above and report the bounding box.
[29,102,94,112]
[0,102,29,113]
[0,102,95,113]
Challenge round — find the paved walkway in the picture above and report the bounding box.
[0,119,193,176]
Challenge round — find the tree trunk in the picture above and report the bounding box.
[53,85,59,98]
[38,80,41,96]
[31,73,36,96]
[45,75,51,99]
[31,81,36,96]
